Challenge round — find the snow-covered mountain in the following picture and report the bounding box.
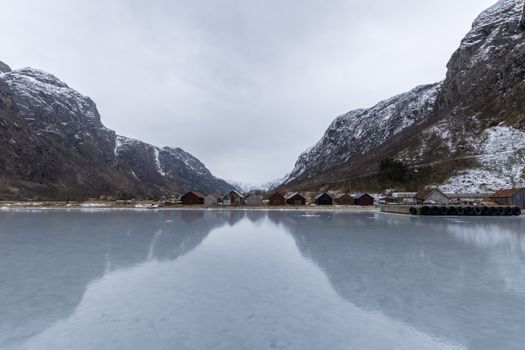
[0,63,232,200]
[261,174,289,192]
[282,0,525,193]
[229,175,287,193]
[228,181,258,193]
[284,83,441,184]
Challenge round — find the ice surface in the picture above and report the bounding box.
[0,210,524,350]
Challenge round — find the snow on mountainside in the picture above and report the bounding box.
[229,181,257,193]
[115,135,231,194]
[0,63,232,199]
[284,83,442,185]
[283,0,525,193]
[1,67,115,156]
[229,174,288,193]
[440,126,525,192]
[3,68,101,122]
[261,174,289,191]
[453,0,524,71]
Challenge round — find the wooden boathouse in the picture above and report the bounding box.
[286,193,306,206]
[181,191,205,205]
[314,193,333,206]
[269,192,286,206]
[490,188,525,209]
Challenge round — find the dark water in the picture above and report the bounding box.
[1,209,524,350]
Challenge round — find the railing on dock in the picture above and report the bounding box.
[380,205,521,216]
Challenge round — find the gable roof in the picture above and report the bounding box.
[314,193,332,200]
[222,190,245,199]
[269,192,285,199]
[205,193,220,199]
[182,191,204,199]
[414,188,448,201]
[490,188,524,198]
[352,193,373,199]
[286,192,305,200]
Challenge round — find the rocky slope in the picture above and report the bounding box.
[283,0,525,193]
[284,83,442,185]
[0,64,231,200]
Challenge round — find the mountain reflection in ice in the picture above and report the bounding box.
[0,210,524,350]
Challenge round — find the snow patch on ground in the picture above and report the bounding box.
[80,203,110,208]
[441,126,525,192]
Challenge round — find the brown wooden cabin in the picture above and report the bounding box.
[181,191,205,205]
[353,193,375,206]
[286,193,306,205]
[314,193,333,205]
[490,188,525,209]
[269,192,286,206]
[334,193,353,205]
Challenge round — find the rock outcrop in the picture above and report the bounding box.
[0,60,11,73]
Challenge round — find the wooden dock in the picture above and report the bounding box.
[380,205,522,216]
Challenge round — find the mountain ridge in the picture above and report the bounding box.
[0,64,232,200]
[280,0,525,193]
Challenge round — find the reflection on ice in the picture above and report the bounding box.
[448,220,525,251]
[0,210,228,348]
[21,220,463,350]
[0,210,524,350]
[268,212,525,350]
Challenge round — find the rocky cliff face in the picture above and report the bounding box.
[283,0,525,193]
[0,61,11,74]
[0,65,231,200]
[414,0,525,192]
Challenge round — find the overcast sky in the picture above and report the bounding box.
[2,0,496,185]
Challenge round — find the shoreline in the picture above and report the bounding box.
[0,201,379,212]
[1,202,521,216]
